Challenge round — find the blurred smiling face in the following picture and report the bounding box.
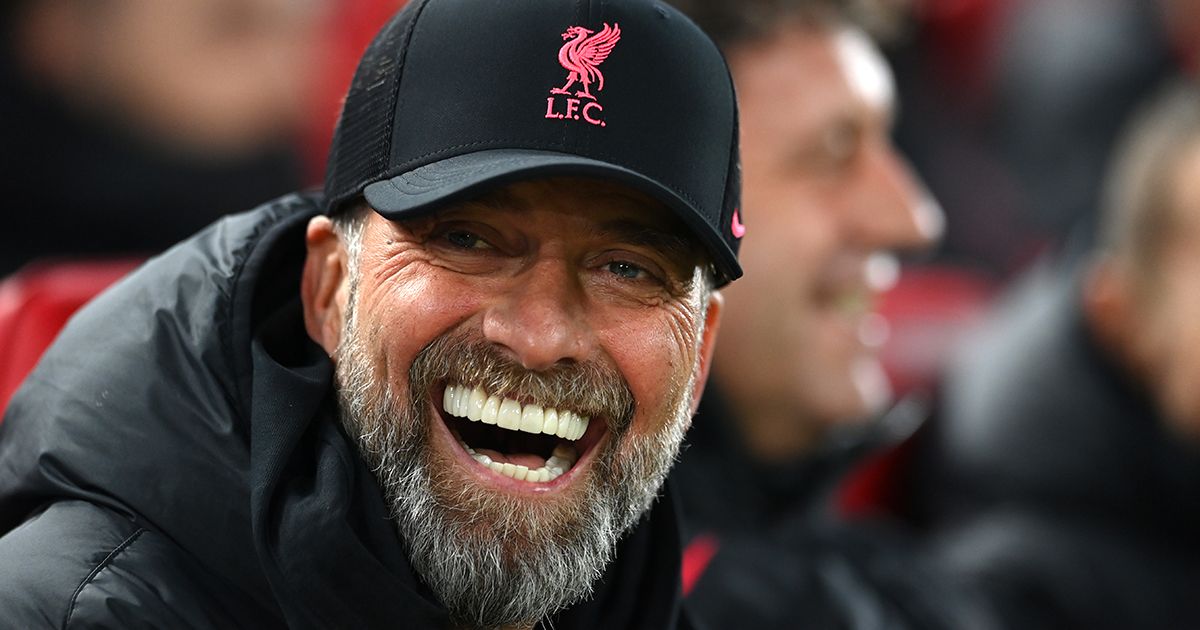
[301,177,720,628]
[714,22,940,458]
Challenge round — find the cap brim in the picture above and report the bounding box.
[362,149,740,284]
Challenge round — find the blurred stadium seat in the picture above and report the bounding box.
[0,259,141,416]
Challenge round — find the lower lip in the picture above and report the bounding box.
[427,396,605,495]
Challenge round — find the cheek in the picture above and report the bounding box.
[355,269,487,388]
[594,307,700,429]
[716,207,830,351]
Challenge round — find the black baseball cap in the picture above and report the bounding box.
[323,0,743,284]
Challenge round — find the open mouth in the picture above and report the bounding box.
[440,383,601,484]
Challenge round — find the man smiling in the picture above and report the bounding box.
[0,1,739,628]
[309,179,720,626]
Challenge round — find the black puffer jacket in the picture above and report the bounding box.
[0,193,692,629]
[919,264,1200,629]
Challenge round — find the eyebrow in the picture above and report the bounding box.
[595,219,699,264]
[449,189,702,265]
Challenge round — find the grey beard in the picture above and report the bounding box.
[334,320,693,629]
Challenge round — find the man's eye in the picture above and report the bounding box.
[822,125,859,162]
[606,261,647,280]
[445,230,490,250]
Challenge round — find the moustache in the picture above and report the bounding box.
[409,328,637,437]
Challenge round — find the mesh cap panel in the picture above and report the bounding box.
[323,2,427,212]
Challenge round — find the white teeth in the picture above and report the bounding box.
[442,384,590,439]
[481,395,500,424]
[497,399,522,430]
[456,388,471,418]
[555,411,584,440]
[520,404,544,433]
[467,387,486,421]
[445,384,589,483]
[461,438,580,483]
[556,412,571,439]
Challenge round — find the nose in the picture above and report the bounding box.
[846,141,943,253]
[481,258,596,371]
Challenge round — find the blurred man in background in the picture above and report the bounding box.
[670,0,940,531]
[666,1,999,628]
[0,0,324,276]
[920,81,1200,629]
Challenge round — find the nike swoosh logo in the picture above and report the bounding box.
[731,208,746,238]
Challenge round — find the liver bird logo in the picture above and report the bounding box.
[549,23,622,100]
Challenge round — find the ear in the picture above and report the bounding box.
[1083,254,1139,367]
[687,290,724,420]
[301,216,350,356]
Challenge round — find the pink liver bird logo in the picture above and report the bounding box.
[550,23,621,101]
